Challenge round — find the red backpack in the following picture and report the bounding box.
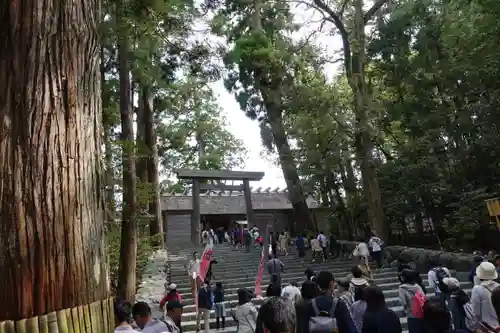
[411,290,426,318]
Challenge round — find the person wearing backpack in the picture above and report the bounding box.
[350,266,370,302]
[471,262,500,330]
[303,271,358,333]
[444,277,469,331]
[428,261,452,296]
[398,269,426,333]
[368,234,384,268]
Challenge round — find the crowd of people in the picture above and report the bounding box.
[112,260,500,333]
[113,230,500,333]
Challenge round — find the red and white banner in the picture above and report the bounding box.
[199,239,214,283]
[254,248,265,298]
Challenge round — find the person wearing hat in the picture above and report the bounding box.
[444,277,469,331]
[164,300,184,333]
[471,261,500,329]
[468,255,485,285]
[160,283,182,310]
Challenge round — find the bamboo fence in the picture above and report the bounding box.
[0,298,115,333]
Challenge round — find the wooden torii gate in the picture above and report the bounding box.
[174,169,265,245]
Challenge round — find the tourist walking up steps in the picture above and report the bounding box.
[214,281,226,329]
[336,278,354,308]
[310,236,323,263]
[362,286,402,333]
[398,269,426,333]
[317,231,328,261]
[444,277,469,331]
[295,281,318,333]
[351,286,367,333]
[350,266,370,301]
[114,299,140,333]
[296,234,306,260]
[233,289,258,333]
[197,280,213,333]
[368,233,384,268]
[427,260,451,297]
[471,262,500,330]
[132,302,169,333]
[303,271,358,333]
[266,254,284,284]
[422,296,470,333]
[163,300,184,333]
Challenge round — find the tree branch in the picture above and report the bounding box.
[312,0,352,77]
[364,0,391,24]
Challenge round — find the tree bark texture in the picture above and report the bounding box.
[142,87,163,245]
[116,0,138,301]
[0,0,108,321]
[267,109,313,232]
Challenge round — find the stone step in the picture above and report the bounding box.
[168,259,373,277]
[151,280,471,307]
[169,268,398,287]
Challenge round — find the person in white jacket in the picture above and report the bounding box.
[353,239,370,266]
[471,262,500,329]
[233,289,258,333]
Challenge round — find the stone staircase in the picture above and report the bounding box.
[151,244,472,333]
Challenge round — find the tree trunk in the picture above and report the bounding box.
[267,109,313,231]
[142,87,163,245]
[348,0,387,241]
[0,0,108,320]
[101,48,116,223]
[136,95,148,184]
[116,0,138,301]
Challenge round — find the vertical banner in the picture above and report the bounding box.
[255,248,265,298]
[199,238,214,282]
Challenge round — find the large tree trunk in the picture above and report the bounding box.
[142,87,163,245]
[116,0,138,301]
[267,109,313,231]
[0,0,108,320]
[348,0,387,241]
[101,48,116,223]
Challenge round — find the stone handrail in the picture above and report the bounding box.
[338,240,474,272]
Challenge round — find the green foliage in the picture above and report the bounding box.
[107,227,159,293]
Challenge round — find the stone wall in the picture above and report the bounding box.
[339,240,474,272]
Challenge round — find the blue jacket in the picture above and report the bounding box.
[296,237,305,250]
[303,293,358,333]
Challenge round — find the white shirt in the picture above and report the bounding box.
[354,242,370,257]
[471,280,500,328]
[187,259,200,277]
[317,234,327,247]
[427,267,451,293]
[368,237,382,252]
[281,285,301,302]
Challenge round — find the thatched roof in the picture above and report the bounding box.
[160,191,320,215]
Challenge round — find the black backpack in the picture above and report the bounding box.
[434,267,450,293]
[351,282,368,302]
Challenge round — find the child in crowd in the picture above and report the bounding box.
[214,281,226,329]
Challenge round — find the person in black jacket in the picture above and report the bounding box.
[266,274,282,297]
[397,259,426,294]
[362,286,402,333]
[214,281,226,329]
[197,280,213,333]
